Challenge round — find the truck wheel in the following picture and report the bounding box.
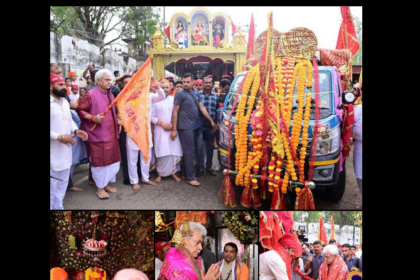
[325,160,346,201]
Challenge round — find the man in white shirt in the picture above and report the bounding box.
[50,74,88,209]
[355,244,362,258]
[69,84,79,103]
[155,241,171,280]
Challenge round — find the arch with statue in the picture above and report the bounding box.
[148,7,247,81]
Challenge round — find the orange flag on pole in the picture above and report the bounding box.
[330,214,336,241]
[114,55,153,164]
[247,13,255,59]
[336,6,359,56]
[317,214,328,244]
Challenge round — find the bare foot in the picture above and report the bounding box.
[143,180,157,186]
[104,185,118,193]
[131,183,141,191]
[68,186,83,192]
[155,176,162,183]
[96,188,110,199]
[186,180,200,186]
[171,174,181,182]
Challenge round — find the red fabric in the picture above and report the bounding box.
[69,71,76,77]
[278,233,296,248]
[336,6,359,56]
[229,16,236,36]
[318,217,328,244]
[247,13,255,59]
[270,187,281,210]
[155,241,170,255]
[341,104,354,157]
[259,211,275,250]
[251,187,261,207]
[293,267,314,280]
[164,26,171,42]
[194,79,203,85]
[276,211,293,234]
[294,185,316,210]
[273,243,292,280]
[218,172,237,208]
[71,84,78,89]
[293,232,302,257]
[319,254,348,280]
[330,215,336,241]
[240,185,252,207]
[50,74,64,84]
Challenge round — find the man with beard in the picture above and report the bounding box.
[259,232,296,280]
[50,74,88,209]
[318,245,348,280]
[302,240,324,280]
[77,69,121,199]
[152,81,182,183]
[215,242,249,280]
[158,221,221,280]
[341,244,360,271]
[155,241,171,280]
[197,77,219,176]
[170,73,216,187]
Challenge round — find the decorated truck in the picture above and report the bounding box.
[217,20,356,209]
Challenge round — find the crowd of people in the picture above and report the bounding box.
[260,237,362,280]
[155,221,249,280]
[50,62,232,209]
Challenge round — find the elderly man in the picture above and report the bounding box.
[259,232,296,280]
[50,74,88,209]
[158,221,221,280]
[114,268,148,280]
[50,267,68,280]
[151,81,182,183]
[341,244,360,271]
[77,69,121,199]
[318,245,348,280]
[155,241,171,280]
[329,239,343,258]
[216,242,249,280]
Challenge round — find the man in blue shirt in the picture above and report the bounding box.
[171,73,216,187]
[198,77,219,176]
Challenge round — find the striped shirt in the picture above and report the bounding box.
[199,90,219,126]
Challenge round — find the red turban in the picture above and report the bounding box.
[50,74,64,85]
[155,241,170,256]
[50,267,68,280]
[194,79,203,85]
[71,84,79,90]
[278,233,296,249]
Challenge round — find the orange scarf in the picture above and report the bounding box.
[318,255,348,280]
[273,243,292,280]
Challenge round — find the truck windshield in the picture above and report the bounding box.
[226,70,332,120]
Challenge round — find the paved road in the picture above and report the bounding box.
[63,152,361,210]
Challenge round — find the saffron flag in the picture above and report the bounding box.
[229,16,236,36]
[247,13,255,59]
[164,26,171,42]
[317,215,328,244]
[336,6,359,56]
[330,214,336,241]
[114,55,153,164]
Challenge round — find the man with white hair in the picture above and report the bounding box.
[77,69,121,199]
[158,221,221,280]
[114,268,148,280]
[318,245,348,280]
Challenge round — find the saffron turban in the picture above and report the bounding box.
[50,267,68,280]
[279,233,296,249]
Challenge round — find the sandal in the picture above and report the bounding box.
[186,180,201,187]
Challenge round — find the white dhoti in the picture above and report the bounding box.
[156,155,181,177]
[127,135,154,183]
[91,161,120,188]
[50,168,70,210]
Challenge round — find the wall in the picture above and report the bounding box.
[51,32,137,79]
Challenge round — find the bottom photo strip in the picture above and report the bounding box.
[50,211,362,280]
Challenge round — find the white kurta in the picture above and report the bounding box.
[353,104,362,179]
[155,258,163,280]
[259,250,289,280]
[151,96,183,158]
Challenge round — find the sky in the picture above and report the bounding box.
[155,6,362,50]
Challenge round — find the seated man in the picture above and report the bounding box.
[216,242,249,280]
[318,245,349,280]
[158,221,221,280]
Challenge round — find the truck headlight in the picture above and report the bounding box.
[316,124,340,156]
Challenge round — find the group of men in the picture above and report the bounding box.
[51,61,232,209]
[260,236,362,280]
[155,221,249,280]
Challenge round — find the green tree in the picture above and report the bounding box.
[352,16,362,65]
